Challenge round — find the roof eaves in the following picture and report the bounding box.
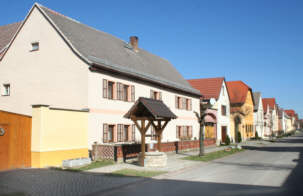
[89,56,202,97]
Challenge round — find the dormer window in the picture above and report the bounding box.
[31,42,39,51]
[2,84,10,96]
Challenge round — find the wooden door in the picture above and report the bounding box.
[221,126,227,143]
[0,124,9,170]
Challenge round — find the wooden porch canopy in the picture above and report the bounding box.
[124,97,177,166]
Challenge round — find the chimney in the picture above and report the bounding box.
[129,36,139,52]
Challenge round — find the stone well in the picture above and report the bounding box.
[138,151,167,167]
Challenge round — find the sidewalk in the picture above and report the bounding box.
[87,145,232,174]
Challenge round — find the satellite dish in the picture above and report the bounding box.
[209,98,216,106]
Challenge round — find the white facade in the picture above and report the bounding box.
[211,81,231,144]
[88,72,200,147]
[253,96,264,138]
[0,5,200,150]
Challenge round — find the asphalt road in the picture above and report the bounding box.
[99,132,303,196]
[1,132,303,196]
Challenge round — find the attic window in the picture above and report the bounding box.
[31,42,39,51]
[2,84,10,96]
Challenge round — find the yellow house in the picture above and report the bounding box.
[226,81,255,142]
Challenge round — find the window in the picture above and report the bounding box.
[175,96,191,110]
[221,105,227,116]
[186,99,192,110]
[31,42,39,51]
[176,97,181,109]
[103,124,115,143]
[124,125,129,141]
[123,85,129,101]
[108,125,114,142]
[150,90,162,100]
[2,84,10,96]
[176,126,192,139]
[108,82,114,99]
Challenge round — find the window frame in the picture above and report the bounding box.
[2,84,10,96]
[108,125,115,143]
[221,105,227,116]
[123,125,129,142]
[107,81,114,100]
[31,42,39,52]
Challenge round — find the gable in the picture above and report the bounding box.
[187,77,224,100]
[0,6,89,115]
[245,90,254,106]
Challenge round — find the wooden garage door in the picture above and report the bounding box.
[0,124,9,170]
[0,110,31,171]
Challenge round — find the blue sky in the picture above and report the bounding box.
[1,0,302,117]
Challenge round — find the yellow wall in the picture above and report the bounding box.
[31,106,89,168]
[230,91,254,141]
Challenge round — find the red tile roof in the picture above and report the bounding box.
[262,98,276,112]
[285,110,296,117]
[226,81,252,105]
[187,77,224,100]
[0,22,22,59]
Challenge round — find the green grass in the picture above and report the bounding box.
[111,169,167,177]
[52,160,114,172]
[76,160,114,171]
[182,148,244,162]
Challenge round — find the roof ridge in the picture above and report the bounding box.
[187,77,225,81]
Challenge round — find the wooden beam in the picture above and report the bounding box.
[133,120,141,132]
[140,131,146,166]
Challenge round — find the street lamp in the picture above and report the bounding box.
[195,98,216,156]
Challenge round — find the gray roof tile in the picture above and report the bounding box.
[37,4,200,96]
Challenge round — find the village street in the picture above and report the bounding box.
[1,132,303,196]
[93,132,303,196]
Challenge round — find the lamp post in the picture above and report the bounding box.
[195,98,216,157]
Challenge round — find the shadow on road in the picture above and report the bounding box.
[1,134,303,196]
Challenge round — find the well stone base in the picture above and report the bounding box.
[139,152,167,167]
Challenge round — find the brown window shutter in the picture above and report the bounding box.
[159,92,162,100]
[175,96,178,109]
[189,99,192,110]
[103,123,108,143]
[103,79,108,98]
[132,124,135,141]
[150,90,154,99]
[117,124,122,142]
[116,82,120,100]
[131,85,135,102]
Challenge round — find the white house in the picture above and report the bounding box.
[0,3,202,156]
[188,77,231,145]
[253,92,264,138]
[262,98,279,137]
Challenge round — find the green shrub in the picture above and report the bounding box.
[237,131,242,143]
[225,135,231,145]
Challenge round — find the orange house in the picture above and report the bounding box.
[226,81,255,142]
